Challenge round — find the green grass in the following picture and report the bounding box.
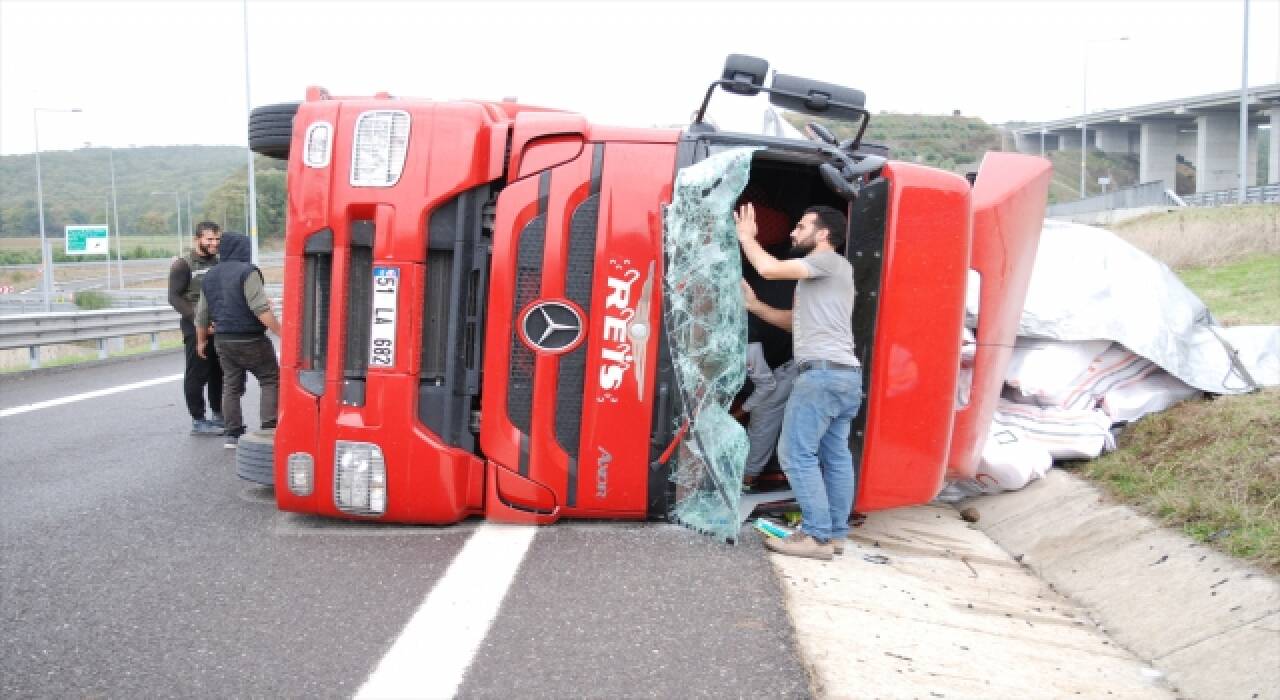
[1176,254,1280,326]
[1084,389,1280,574]
[1079,250,1280,574]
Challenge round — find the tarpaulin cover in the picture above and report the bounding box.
[662,147,759,542]
[1017,220,1279,392]
[942,220,1278,499]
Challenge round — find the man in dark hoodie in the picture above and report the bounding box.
[168,221,223,436]
[194,233,281,449]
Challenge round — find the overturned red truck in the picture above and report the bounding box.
[245,55,1051,526]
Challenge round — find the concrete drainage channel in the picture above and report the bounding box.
[767,470,1279,699]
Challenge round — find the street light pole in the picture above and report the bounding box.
[1238,0,1250,204]
[243,0,259,263]
[108,147,123,290]
[1080,36,1129,200]
[33,106,82,312]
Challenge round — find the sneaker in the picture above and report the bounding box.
[209,412,225,429]
[763,532,834,561]
[833,539,846,556]
[191,419,222,436]
[224,434,240,449]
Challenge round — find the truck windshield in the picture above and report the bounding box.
[662,146,759,542]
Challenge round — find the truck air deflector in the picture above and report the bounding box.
[507,172,551,469]
[341,220,375,406]
[299,227,334,396]
[555,144,604,505]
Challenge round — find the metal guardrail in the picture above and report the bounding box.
[1046,180,1178,218]
[0,307,179,369]
[1181,184,1280,207]
[1,297,284,369]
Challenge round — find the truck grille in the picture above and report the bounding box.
[342,220,375,406]
[299,228,333,396]
[418,185,493,454]
[555,145,603,507]
[506,172,550,447]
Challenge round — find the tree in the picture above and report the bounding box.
[137,211,171,237]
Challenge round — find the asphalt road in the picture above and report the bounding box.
[0,353,810,698]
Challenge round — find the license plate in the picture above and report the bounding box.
[369,266,399,368]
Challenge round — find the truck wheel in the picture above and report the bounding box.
[249,102,299,160]
[236,429,276,486]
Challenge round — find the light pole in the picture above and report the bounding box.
[152,191,183,257]
[1238,0,1250,204]
[108,147,123,289]
[1080,36,1129,199]
[34,107,83,312]
[243,0,259,263]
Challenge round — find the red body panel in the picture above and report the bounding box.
[856,163,971,511]
[945,153,1053,477]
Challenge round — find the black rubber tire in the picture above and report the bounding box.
[248,102,300,160]
[236,429,276,486]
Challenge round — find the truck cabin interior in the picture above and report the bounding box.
[719,147,889,482]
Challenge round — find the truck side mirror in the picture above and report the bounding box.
[721,54,769,95]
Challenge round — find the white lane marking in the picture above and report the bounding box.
[0,374,182,418]
[355,523,538,700]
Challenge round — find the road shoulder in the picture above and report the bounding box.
[764,502,1174,698]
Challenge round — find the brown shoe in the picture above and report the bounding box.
[764,532,834,561]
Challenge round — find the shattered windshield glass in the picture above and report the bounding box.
[662,147,760,543]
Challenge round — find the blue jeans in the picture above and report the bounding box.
[778,367,864,543]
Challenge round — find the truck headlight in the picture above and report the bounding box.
[333,441,387,515]
[287,452,315,496]
[303,122,333,168]
[350,110,410,187]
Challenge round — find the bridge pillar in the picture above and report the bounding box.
[1139,122,1178,190]
[1095,126,1136,154]
[1059,128,1087,151]
[1269,108,1280,184]
[1195,112,1255,192]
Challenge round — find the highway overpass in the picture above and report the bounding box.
[1012,84,1280,195]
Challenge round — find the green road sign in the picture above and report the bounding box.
[66,225,110,255]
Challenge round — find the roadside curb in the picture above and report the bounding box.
[963,469,1280,700]
[766,503,1172,698]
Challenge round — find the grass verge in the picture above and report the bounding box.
[1079,236,1278,575]
[1176,254,1280,326]
[1083,389,1279,575]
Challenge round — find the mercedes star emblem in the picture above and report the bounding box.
[521,301,583,352]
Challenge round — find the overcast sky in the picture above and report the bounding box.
[2,0,1278,155]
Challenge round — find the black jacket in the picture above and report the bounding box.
[202,233,265,337]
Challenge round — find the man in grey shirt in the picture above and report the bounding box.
[738,203,862,561]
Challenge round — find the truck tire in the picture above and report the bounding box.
[236,429,276,486]
[249,102,300,160]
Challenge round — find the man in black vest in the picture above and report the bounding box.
[168,221,223,435]
[194,233,280,449]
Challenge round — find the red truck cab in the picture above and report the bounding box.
[247,55,1051,528]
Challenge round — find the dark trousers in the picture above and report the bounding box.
[183,331,223,420]
[215,335,279,437]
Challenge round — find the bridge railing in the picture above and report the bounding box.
[1181,184,1280,207]
[1046,180,1177,218]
